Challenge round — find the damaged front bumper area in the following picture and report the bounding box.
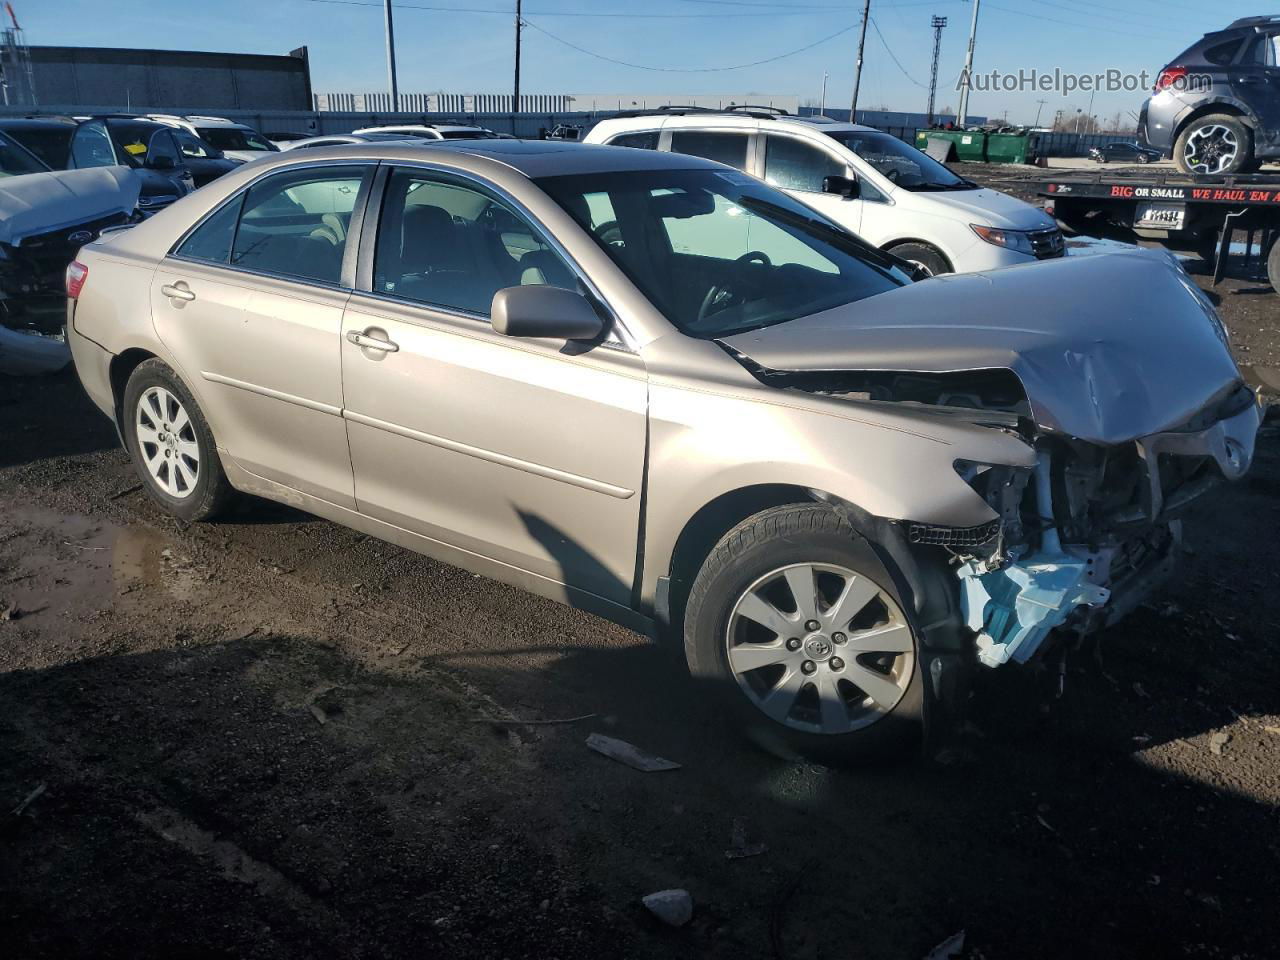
[953,389,1260,667]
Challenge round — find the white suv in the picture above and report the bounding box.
[352,123,502,141]
[585,108,1063,275]
[147,115,279,163]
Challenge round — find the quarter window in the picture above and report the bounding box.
[607,131,660,150]
[175,198,243,264]
[668,130,750,170]
[763,135,845,193]
[229,165,368,284]
[373,169,576,316]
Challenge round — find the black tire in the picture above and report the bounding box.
[1268,236,1280,298]
[886,241,951,278]
[1136,153,1149,164]
[1174,114,1253,176]
[122,358,233,522]
[683,503,925,764]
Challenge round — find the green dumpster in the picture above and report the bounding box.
[986,132,1034,165]
[914,129,988,162]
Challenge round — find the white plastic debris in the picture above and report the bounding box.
[642,888,693,927]
[586,733,680,772]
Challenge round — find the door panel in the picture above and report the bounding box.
[341,295,647,604]
[151,260,356,507]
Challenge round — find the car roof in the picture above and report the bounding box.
[0,117,77,129]
[593,113,878,135]
[246,138,725,178]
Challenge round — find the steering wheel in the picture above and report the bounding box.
[885,167,901,184]
[697,251,773,325]
[592,219,624,247]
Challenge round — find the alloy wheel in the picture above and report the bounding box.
[135,386,200,499]
[725,562,915,735]
[1183,124,1239,175]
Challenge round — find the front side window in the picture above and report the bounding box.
[825,130,975,191]
[538,169,911,338]
[373,168,576,316]
[763,135,845,193]
[148,131,181,166]
[175,131,214,158]
[6,127,72,169]
[70,122,118,168]
[607,131,660,150]
[230,165,368,284]
[197,127,277,152]
[668,130,750,170]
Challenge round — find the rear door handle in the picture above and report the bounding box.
[161,282,196,302]
[346,330,399,353]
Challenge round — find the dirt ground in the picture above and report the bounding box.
[2,173,1280,959]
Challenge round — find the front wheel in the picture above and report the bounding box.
[683,504,924,763]
[1267,236,1280,297]
[886,241,950,278]
[122,358,233,522]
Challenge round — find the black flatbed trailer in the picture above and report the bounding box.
[1035,169,1280,294]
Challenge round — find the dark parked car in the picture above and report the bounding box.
[0,115,193,214]
[69,117,195,213]
[1089,141,1163,163]
[168,128,241,187]
[1140,15,1280,174]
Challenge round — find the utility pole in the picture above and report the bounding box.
[848,0,871,121]
[956,0,980,126]
[820,71,828,115]
[383,0,399,112]
[1033,97,1047,128]
[513,0,523,125]
[926,15,947,125]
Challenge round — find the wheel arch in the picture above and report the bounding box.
[1173,100,1257,143]
[108,348,160,436]
[881,238,955,273]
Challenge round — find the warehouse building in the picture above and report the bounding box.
[21,44,312,111]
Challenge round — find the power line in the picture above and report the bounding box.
[868,16,926,88]
[521,16,860,72]
[300,0,842,16]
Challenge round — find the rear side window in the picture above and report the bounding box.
[230,165,368,284]
[763,135,844,193]
[607,131,660,150]
[175,198,243,264]
[1202,38,1243,65]
[668,130,749,170]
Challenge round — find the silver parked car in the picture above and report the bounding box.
[65,141,1260,761]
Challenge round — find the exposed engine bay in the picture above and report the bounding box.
[751,360,1260,670]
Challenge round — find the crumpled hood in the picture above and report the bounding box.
[722,252,1246,445]
[912,186,1055,231]
[0,167,140,246]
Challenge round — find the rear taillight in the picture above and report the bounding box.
[66,260,88,300]
[1155,66,1187,93]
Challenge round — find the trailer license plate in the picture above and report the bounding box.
[1135,202,1186,230]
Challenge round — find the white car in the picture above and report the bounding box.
[147,115,280,163]
[352,123,502,141]
[584,108,1063,276]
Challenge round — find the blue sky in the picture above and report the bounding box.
[17,0,1269,124]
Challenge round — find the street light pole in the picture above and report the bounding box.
[513,0,523,124]
[384,0,399,112]
[820,71,828,116]
[956,0,980,126]
[849,0,871,121]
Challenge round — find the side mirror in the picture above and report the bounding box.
[822,175,860,199]
[147,155,176,171]
[491,285,605,341]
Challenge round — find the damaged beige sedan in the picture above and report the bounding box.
[65,141,1260,761]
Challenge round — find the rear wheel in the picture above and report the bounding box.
[1268,235,1280,297]
[122,359,233,522]
[1175,114,1252,175]
[886,241,950,277]
[683,504,924,763]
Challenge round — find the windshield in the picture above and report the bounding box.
[825,130,976,191]
[5,127,71,169]
[0,132,48,177]
[537,168,912,338]
[104,122,164,168]
[196,127,277,152]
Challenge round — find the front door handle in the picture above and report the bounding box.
[161,282,196,302]
[346,330,400,353]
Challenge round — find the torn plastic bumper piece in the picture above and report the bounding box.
[958,449,1109,667]
[959,555,1110,667]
